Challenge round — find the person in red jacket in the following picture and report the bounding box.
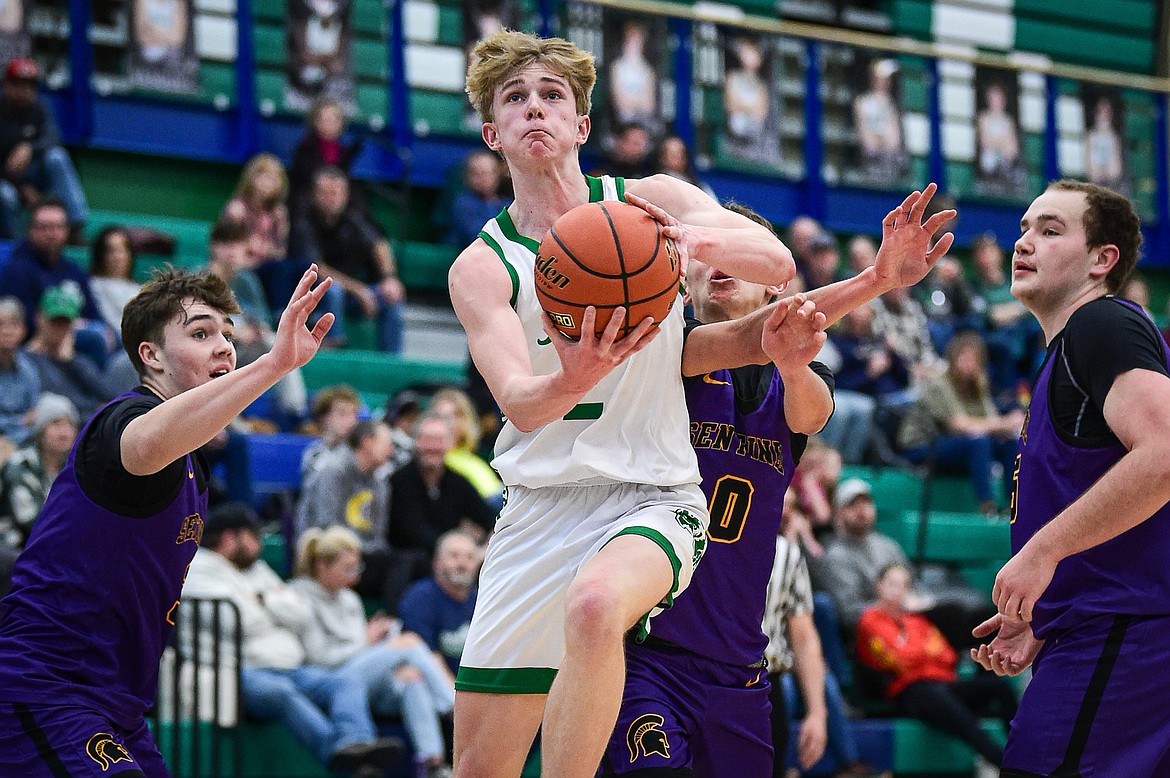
[856,563,1016,766]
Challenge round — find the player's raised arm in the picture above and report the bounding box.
[625,174,795,286]
[449,241,657,434]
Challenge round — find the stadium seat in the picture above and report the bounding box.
[300,350,467,410]
[223,432,316,509]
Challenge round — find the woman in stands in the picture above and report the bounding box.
[289,96,362,216]
[897,331,1023,515]
[292,526,456,778]
[856,562,1017,770]
[88,226,141,335]
[222,153,292,312]
[427,387,503,511]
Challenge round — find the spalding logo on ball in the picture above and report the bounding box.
[535,200,681,340]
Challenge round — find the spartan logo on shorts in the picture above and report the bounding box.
[674,508,707,566]
[86,732,134,771]
[626,713,671,762]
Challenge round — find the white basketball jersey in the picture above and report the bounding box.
[477,175,700,489]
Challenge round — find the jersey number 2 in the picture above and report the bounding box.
[707,475,754,544]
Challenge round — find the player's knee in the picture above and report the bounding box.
[564,579,625,646]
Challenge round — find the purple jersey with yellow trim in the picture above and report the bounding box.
[651,365,796,666]
[0,392,206,727]
[1013,298,1170,639]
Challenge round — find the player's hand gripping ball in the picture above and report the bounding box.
[535,201,681,340]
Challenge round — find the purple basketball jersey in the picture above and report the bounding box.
[651,366,796,666]
[0,392,206,727]
[1013,298,1170,639]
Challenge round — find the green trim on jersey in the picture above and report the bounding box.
[478,228,519,309]
[496,208,541,254]
[615,176,626,201]
[605,525,682,641]
[586,174,605,202]
[563,402,603,420]
[455,665,558,694]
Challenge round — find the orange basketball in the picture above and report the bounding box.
[534,201,681,340]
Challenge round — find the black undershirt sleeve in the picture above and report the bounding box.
[75,388,209,517]
[1051,297,1168,445]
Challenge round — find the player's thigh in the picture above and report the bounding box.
[452,690,545,778]
[0,702,157,777]
[1004,614,1170,777]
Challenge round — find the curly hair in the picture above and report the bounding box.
[465,29,595,123]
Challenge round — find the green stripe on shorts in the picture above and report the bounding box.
[455,666,558,694]
[563,402,603,420]
[607,526,683,641]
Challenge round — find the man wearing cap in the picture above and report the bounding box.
[182,501,404,776]
[0,393,78,552]
[0,57,86,241]
[22,283,121,420]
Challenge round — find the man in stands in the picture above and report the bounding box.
[399,530,484,678]
[291,166,405,352]
[0,57,87,242]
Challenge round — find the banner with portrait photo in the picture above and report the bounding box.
[599,9,670,144]
[719,31,781,168]
[286,0,354,113]
[1080,85,1128,195]
[973,66,1027,199]
[128,0,199,94]
[847,51,908,186]
[463,1,521,130]
[0,0,29,66]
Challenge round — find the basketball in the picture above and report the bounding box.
[534,201,681,340]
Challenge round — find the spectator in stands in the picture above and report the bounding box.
[0,57,87,242]
[0,199,112,364]
[301,384,362,479]
[654,134,715,199]
[398,530,482,677]
[23,284,122,420]
[969,232,1040,394]
[297,419,395,602]
[292,167,405,352]
[181,503,404,777]
[0,392,77,551]
[598,121,653,180]
[444,150,509,249]
[871,283,943,382]
[88,226,141,335]
[846,235,878,276]
[897,332,1024,515]
[915,255,977,354]
[292,527,456,778]
[0,297,39,444]
[289,96,363,217]
[798,230,845,291]
[222,153,292,312]
[856,562,1016,768]
[787,216,824,273]
[427,387,503,510]
[208,221,308,424]
[1120,271,1151,317]
[383,388,421,471]
[786,439,841,556]
[386,414,494,611]
[813,478,993,653]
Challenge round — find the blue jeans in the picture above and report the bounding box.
[781,669,860,766]
[905,433,1017,506]
[321,283,404,352]
[816,390,875,464]
[812,591,852,688]
[340,638,455,762]
[240,665,375,765]
[0,147,88,237]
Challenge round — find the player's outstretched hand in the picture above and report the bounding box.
[625,192,692,277]
[541,306,659,389]
[762,294,827,375]
[872,182,957,291]
[991,544,1056,624]
[270,264,334,373]
[970,613,1043,677]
